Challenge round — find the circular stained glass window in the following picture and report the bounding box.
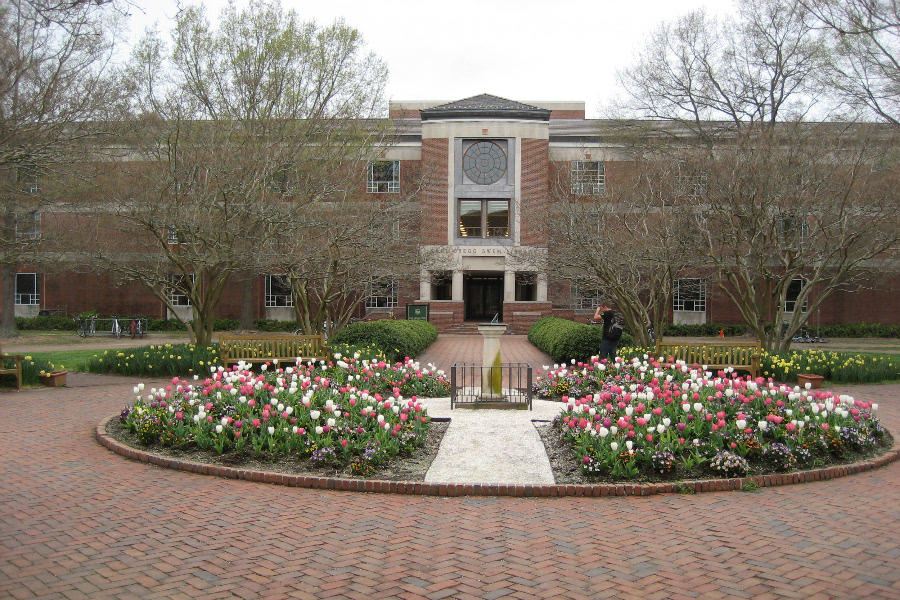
[463,141,507,185]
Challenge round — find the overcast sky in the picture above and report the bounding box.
[124,0,736,118]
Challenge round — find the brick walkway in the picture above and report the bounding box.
[417,333,554,374]
[1,361,899,598]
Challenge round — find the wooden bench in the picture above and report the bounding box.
[218,334,330,369]
[655,340,762,378]
[0,342,25,391]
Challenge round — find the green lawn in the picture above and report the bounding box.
[24,349,110,372]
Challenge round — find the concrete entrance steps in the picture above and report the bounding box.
[421,396,563,485]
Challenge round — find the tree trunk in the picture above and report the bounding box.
[239,272,254,331]
[0,263,18,338]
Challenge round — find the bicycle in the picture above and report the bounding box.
[791,327,827,343]
[129,318,145,339]
[111,317,122,339]
[76,316,97,337]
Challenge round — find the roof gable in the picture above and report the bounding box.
[420,94,551,121]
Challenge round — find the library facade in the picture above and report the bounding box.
[10,94,899,332]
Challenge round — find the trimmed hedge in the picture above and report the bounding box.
[328,320,438,363]
[528,317,634,364]
[661,322,899,338]
[663,323,749,337]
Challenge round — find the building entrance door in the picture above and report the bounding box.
[464,273,503,322]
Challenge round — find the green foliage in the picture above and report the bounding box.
[661,322,898,339]
[663,323,749,337]
[1,354,61,386]
[814,323,900,339]
[329,320,438,363]
[528,317,634,363]
[85,343,220,378]
[762,350,899,384]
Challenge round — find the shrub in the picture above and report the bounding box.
[528,317,633,363]
[329,320,438,363]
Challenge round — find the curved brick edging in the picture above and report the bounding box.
[95,415,899,498]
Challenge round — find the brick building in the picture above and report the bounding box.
[8,94,899,332]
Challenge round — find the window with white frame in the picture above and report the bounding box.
[365,277,398,308]
[166,274,194,306]
[674,278,706,312]
[571,161,605,195]
[785,278,808,313]
[367,160,399,193]
[15,273,39,305]
[18,165,40,195]
[167,224,180,245]
[571,284,604,310]
[677,165,707,198]
[778,213,810,246]
[15,211,41,240]
[265,275,293,307]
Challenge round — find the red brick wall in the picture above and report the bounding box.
[550,110,586,119]
[520,139,549,247]
[424,301,465,332]
[421,138,449,245]
[389,108,421,119]
[503,302,554,333]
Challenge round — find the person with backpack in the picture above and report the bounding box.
[593,303,624,362]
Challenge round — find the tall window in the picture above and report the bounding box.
[365,277,398,308]
[515,272,536,302]
[431,271,452,301]
[778,213,810,246]
[677,164,707,198]
[571,161,605,195]
[166,274,194,306]
[674,278,706,312]
[458,199,509,238]
[15,211,41,240]
[15,273,39,305]
[18,165,40,194]
[367,160,399,193]
[571,284,603,310]
[785,278,808,313]
[265,275,293,307]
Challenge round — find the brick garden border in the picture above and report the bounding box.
[95,415,899,498]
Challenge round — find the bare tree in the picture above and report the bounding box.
[801,0,900,125]
[618,0,826,142]
[82,0,390,345]
[0,0,125,337]
[687,124,899,351]
[271,196,420,337]
[617,0,900,350]
[543,145,704,347]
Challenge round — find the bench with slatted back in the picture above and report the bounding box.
[0,342,25,390]
[219,334,330,370]
[654,340,762,378]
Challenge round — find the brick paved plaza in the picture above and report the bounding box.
[1,335,898,599]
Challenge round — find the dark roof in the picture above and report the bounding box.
[420,94,551,122]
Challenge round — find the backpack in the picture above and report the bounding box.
[606,312,625,341]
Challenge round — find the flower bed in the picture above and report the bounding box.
[543,355,889,481]
[118,354,449,477]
